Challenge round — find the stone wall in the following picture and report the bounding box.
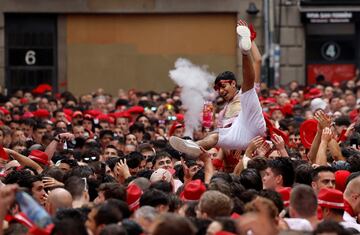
[278,0,306,85]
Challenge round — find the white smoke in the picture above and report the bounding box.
[169,58,215,138]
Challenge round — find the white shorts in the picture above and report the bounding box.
[217,88,266,150]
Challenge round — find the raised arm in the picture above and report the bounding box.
[237,21,255,92]
[5,148,43,174]
[308,111,331,163]
[315,127,332,166]
[251,41,262,84]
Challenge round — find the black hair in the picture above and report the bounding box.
[259,189,284,214]
[100,130,114,139]
[150,181,173,194]
[98,183,127,202]
[247,157,268,172]
[152,151,172,166]
[335,116,351,127]
[99,224,128,235]
[208,178,232,197]
[239,168,263,191]
[4,169,32,185]
[136,169,154,179]
[294,163,313,185]
[214,71,237,85]
[129,122,145,134]
[347,155,360,173]
[126,152,144,169]
[267,157,294,187]
[18,174,43,193]
[53,208,88,235]
[314,220,351,235]
[106,157,120,171]
[64,176,87,199]
[94,200,123,226]
[168,194,183,213]
[115,99,129,108]
[139,189,169,207]
[311,166,335,181]
[107,199,131,219]
[121,219,143,235]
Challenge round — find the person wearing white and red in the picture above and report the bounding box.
[318,187,360,231]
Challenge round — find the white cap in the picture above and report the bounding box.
[310,98,328,113]
[150,168,172,184]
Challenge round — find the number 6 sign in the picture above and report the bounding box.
[25,50,36,65]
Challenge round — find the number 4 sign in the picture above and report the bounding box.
[321,42,340,61]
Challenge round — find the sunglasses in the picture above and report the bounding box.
[83,156,98,162]
[213,80,233,91]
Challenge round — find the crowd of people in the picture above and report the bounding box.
[0,22,360,235]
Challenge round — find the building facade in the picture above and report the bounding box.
[0,0,358,95]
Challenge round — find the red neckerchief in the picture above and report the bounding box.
[344,199,356,217]
[317,206,323,220]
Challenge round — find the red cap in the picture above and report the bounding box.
[0,107,10,115]
[262,97,277,105]
[282,103,293,116]
[212,158,223,170]
[32,84,52,95]
[83,114,93,120]
[126,184,143,212]
[127,106,144,114]
[61,109,72,117]
[269,106,284,117]
[299,119,318,149]
[114,111,132,120]
[72,111,83,118]
[305,88,322,100]
[20,98,29,104]
[97,114,111,123]
[318,188,344,210]
[33,109,50,119]
[335,170,351,192]
[22,112,34,119]
[180,179,206,201]
[169,122,184,136]
[85,110,102,118]
[276,187,291,207]
[29,150,49,166]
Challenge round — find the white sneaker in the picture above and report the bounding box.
[169,136,201,159]
[236,25,251,54]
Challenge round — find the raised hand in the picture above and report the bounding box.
[181,158,193,183]
[245,136,264,157]
[256,141,272,157]
[114,159,131,181]
[58,132,75,142]
[314,110,331,131]
[272,134,285,151]
[272,134,289,157]
[237,19,248,26]
[321,127,332,143]
[42,176,64,188]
